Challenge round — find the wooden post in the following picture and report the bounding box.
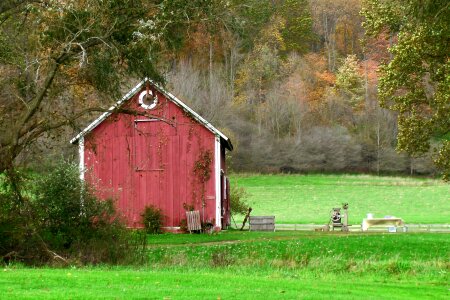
[240,207,252,231]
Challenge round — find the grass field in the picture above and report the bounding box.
[1,174,448,298]
[1,267,448,299]
[1,232,449,299]
[231,174,450,224]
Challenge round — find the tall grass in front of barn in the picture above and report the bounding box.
[143,232,449,275]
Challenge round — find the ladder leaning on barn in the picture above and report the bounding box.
[186,211,202,233]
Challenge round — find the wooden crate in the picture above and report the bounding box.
[249,216,275,231]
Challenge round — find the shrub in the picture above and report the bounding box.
[0,171,41,264]
[230,184,249,216]
[0,190,29,264]
[141,205,164,234]
[179,218,188,233]
[33,161,144,265]
[201,219,214,233]
[1,161,146,266]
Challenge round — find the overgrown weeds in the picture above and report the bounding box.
[211,249,235,267]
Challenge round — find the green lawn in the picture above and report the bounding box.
[2,232,449,299]
[1,267,448,299]
[231,174,450,224]
[1,174,448,298]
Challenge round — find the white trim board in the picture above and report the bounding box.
[215,136,221,228]
[70,78,233,150]
[78,136,85,181]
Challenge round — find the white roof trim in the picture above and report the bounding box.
[70,78,232,150]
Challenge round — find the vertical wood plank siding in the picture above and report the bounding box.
[83,87,228,229]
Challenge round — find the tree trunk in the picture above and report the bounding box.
[209,37,213,100]
[376,119,380,175]
[364,55,369,106]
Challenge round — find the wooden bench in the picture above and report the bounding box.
[249,216,275,231]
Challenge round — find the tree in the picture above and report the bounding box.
[1,1,143,175]
[334,54,364,108]
[277,0,314,54]
[166,60,232,125]
[310,0,364,71]
[0,0,231,178]
[230,0,274,51]
[362,0,450,179]
[233,16,286,106]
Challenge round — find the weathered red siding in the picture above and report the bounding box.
[83,87,224,228]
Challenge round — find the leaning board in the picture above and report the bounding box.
[249,216,275,231]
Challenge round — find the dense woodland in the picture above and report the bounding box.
[0,0,448,176]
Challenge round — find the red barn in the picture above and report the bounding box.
[70,79,233,230]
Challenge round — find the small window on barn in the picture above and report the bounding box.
[138,90,158,110]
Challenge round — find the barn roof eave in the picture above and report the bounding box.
[220,136,233,151]
[70,78,233,151]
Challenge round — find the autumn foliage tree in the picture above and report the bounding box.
[334,54,364,108]
[0,0,151,176]
[362,0,450,179]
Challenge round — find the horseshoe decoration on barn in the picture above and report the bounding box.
[138,86,158,110]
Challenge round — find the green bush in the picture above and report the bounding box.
[178,219,189,233]
[32,162,144,265]
[0,162,147,265]
[0,171,38,264]
[0,191,28,263]
[230,184,249,216]
[141,205,164,234]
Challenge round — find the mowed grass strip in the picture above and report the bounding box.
[231,174,450,224]
[1,268,448,300]
[2,232,449,299]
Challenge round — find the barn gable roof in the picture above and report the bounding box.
[70,78,233,150]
